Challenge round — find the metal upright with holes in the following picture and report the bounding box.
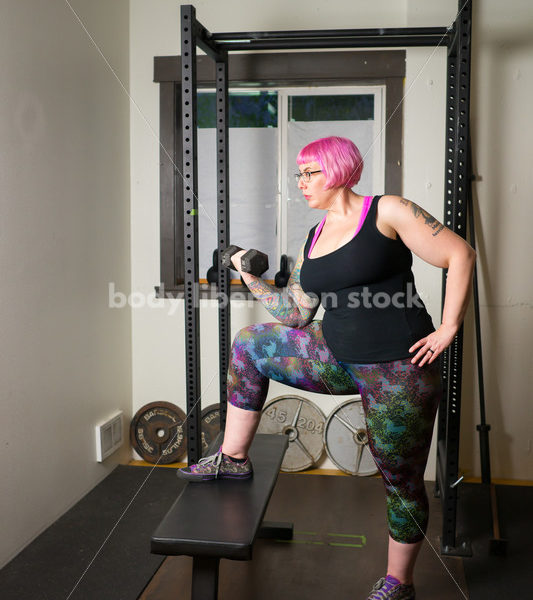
[435,0,473,556]
[172,0,473,554]
[179,5,232,465]
[215,53,231,431]
[180,5,202,467]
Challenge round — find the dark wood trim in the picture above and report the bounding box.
[154,51,406,83]
[159,82,176,287]
[384,76,403,195]
[159,82,184,288]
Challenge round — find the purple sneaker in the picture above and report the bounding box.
[177,446,253,481]
[366,575,415,600]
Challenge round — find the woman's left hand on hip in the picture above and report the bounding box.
[409,323,458,366]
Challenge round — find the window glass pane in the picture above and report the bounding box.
[198,91,278,128]
[197,91,278,282]
[289,94,374,121]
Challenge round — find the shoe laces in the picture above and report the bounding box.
[373,578,386,590]
[196,448,223,475]
[369,578,387,599]
[369,576,411,600]
[369,577,396,600]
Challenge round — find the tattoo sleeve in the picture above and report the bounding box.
[243,244,320,328]
[399,198,445,236]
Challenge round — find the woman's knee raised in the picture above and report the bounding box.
[232,322,282,346]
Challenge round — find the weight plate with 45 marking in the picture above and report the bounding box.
[257,395,326,472]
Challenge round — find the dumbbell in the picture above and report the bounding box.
[206,248,246,286]
[220,245,269,277]
[206,250,218,284]
[274,254,290,288]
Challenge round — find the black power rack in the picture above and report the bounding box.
[156,1,474,556]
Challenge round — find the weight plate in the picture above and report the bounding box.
[201,403,221,456]
[324,398,378,476]
[130,402,186,464]
[257,395,326,472]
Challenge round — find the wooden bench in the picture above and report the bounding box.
[151,433,293,600]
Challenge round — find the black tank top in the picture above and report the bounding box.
[299,195,435,363]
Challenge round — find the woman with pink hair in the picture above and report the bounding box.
[179,136,475,600]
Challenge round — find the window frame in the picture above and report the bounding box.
[153,50,405,298]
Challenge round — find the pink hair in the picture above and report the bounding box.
[297,136,364,190]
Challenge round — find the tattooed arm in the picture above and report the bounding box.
[379,195,475,270]
[378,195,476,365]
[233,244,320,328]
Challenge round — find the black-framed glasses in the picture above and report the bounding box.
[294,170,322,183]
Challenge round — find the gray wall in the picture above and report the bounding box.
[0,0,131,567]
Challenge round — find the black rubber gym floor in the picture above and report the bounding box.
[457,482,533,599]
[0,466,177,600]
[0,465,530,599]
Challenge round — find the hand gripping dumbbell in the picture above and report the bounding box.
[220,245,269,277]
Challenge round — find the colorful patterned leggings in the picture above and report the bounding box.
[227,320,442,544]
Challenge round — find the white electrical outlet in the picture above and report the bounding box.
[95,411,124,462]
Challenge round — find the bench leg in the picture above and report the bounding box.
[258,520,294,540]
[191,556,220,600]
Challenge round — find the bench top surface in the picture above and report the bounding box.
[151,433,288,560]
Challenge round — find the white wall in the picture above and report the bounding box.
[459,0,533,481]
[406,0,533,482]
[0,0,131,568]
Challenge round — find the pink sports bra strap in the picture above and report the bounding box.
[352,195,373,238]
[307,195,373,258]
[307,215,327,258]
